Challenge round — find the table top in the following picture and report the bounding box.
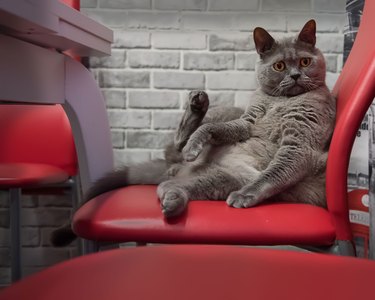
[0,0,113,56]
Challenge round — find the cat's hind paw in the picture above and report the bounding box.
[188,90,209,113]
[160,189,188,218]
[226,191,258,208]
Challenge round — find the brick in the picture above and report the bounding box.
[209,33,254,51]
[208,0,259,11]
[182,13,286,31]
[0,228,8,247]
[153,111,183,129]
[82,10,127,27]
[316,34,344,53]
[326,72,339,91]
[236,52,258,70]
[113,31,151,49]
[20,194,38,208]
[128,51,180,69]
[113,149,151,166]
[129,91,180,109]
[324,54,338,72]
[0,268,10,286]
[151,151,165,160]
[0,192,8,207]
[208,92,236,107]
[262,0,311,11]
[22,227,40,247]
[108,109,151,129]
[0,210,9,227]
[154,72,205,89]
[100,0,151,9]
[337,54,343,72]
[102,89,127,108]
[38,195,72,207]
[182,91,235,108]
[99,70,150,88]
[23,267,44,278]
[314,0,345,13]
[89,50,126,68]
[0,249,10,267]
[21,208,71,227]
[127,12,180,29]
[22,248,70,267]
[127,131,174,149]
[152,32,206,50]
[81,0,97,8]
[111,130,125,148]
[287,14,347,33]
[235,91,256,108]
[184,52,234,70]
[154,0,207,10]
[207,72,257,90]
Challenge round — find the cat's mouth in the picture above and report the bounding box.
[286,83,305,96]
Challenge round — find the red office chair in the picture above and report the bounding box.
[0,244,375,300]
[72,1,375,255]
[0,104,78,282]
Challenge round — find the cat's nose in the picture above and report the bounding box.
[291,74,301,81]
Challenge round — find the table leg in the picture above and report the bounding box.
[63,56,114,194]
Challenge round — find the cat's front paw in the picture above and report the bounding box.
[226,191,258,208]
[182,141,203,162]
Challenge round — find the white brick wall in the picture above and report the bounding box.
[81,0,346,168]
[0,0,347,286]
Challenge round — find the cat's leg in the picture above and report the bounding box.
[157,167,244,217]
[174,90,209,151]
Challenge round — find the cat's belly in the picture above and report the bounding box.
[208,138,278,179]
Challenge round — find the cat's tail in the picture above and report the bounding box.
[51,159,169,247]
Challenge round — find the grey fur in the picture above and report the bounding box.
[51,20,335,245]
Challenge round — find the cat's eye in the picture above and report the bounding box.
[273,61,286,72]
[300,57,312,67]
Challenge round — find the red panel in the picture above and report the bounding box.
[0,105,77,176]
[73,185,336,245]
[0,163,69,187]
[1,245,375,300]
[60,0,80,10]
[328,0,375,241]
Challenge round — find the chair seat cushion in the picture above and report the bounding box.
[73,185,336,246]
[1,245,374,300]
[0,163,69,188]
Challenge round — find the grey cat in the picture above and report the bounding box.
[51,19,335,246]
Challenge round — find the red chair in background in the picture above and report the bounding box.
[72,0,375,255]
[0,104,79,282]
[0,0,81,283]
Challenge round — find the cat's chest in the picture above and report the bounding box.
[255,101,303,141]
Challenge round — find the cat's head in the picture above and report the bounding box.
[254,20,326,97]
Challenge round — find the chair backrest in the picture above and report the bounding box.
[327,0,375,241]
[0,104,78,176]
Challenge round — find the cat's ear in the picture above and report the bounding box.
[253,27,275,56]
[298,19,316,47]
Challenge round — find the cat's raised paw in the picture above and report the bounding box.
[188,90,209,113]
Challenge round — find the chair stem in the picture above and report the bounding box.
[9,188,21,282]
